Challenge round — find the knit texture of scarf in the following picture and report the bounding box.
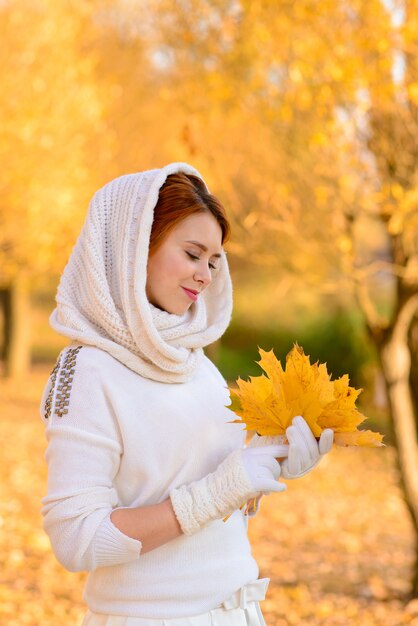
[49,162,233,383]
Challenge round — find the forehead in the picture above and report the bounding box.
[170,213,223,251]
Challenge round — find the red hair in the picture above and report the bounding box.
[149,173,230,254]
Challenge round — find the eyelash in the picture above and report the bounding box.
[186,251,217,270]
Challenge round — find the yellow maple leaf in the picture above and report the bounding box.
[230,374,289,435]
[229,344,383,447]
[334,431,384,447]
[317,374,365,432]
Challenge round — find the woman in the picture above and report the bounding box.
[40,162,333,626]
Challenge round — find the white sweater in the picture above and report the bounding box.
[40,343,258,618]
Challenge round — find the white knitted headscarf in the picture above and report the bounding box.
[49,162,233,383]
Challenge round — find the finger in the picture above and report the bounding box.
[261,480,287,493]
[286,424,311,458]
[287,443,303,475]
[286,427,310,469]
[285,425,300,447]
[252,456,281,480]
[256,444,289,459]
[319,429,334,454]
[292,416,317,456]
[280,460,294,480]
[257,456,281,480]
[292,416,318,463]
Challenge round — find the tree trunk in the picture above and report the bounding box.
[0,288,9,362]
[408,316,418,431]
[376,294,418,597]
[1,274,31,378]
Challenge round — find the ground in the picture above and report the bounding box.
[0,366,417,626]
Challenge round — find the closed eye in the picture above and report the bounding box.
[186,251,218,271]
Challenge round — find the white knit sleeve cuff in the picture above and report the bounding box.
[170,449,257,536]
[92,511,142,569]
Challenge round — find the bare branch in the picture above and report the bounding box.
[393,293,418,345]
[354,260,413,280]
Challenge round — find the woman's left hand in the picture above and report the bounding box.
[280,416,333,479]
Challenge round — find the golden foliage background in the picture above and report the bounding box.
[1,0,418,622]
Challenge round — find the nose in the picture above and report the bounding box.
[193,262,212,287]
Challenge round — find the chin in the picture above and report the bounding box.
[175,300,194,315]
[173,304,192,316]
[159,301,191,316]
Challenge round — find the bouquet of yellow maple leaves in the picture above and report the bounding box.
[229,344,383,447]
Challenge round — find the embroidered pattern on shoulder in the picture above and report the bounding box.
[44,355,62,420]
[54,346,83,418]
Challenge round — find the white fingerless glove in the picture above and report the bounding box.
[249,416,333,480]
[169,444,288,535]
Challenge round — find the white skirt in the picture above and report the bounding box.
[81,578,269,626]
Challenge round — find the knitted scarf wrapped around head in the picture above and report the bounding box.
[49,162,233,383]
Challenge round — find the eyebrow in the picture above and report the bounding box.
[185,240,222,258]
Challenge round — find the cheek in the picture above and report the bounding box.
[170,255,189,278]
[149,251,185,285]
[160,252,188,280]
[147,256,164,290]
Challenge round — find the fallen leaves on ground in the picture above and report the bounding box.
[0,366,414,626]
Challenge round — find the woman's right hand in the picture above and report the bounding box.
[169,444,288,536]
[241,445,288,494]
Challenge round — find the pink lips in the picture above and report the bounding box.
[181,287,199,301]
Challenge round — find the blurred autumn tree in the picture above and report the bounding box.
[0,0,206,378]
[0,0,109,377]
